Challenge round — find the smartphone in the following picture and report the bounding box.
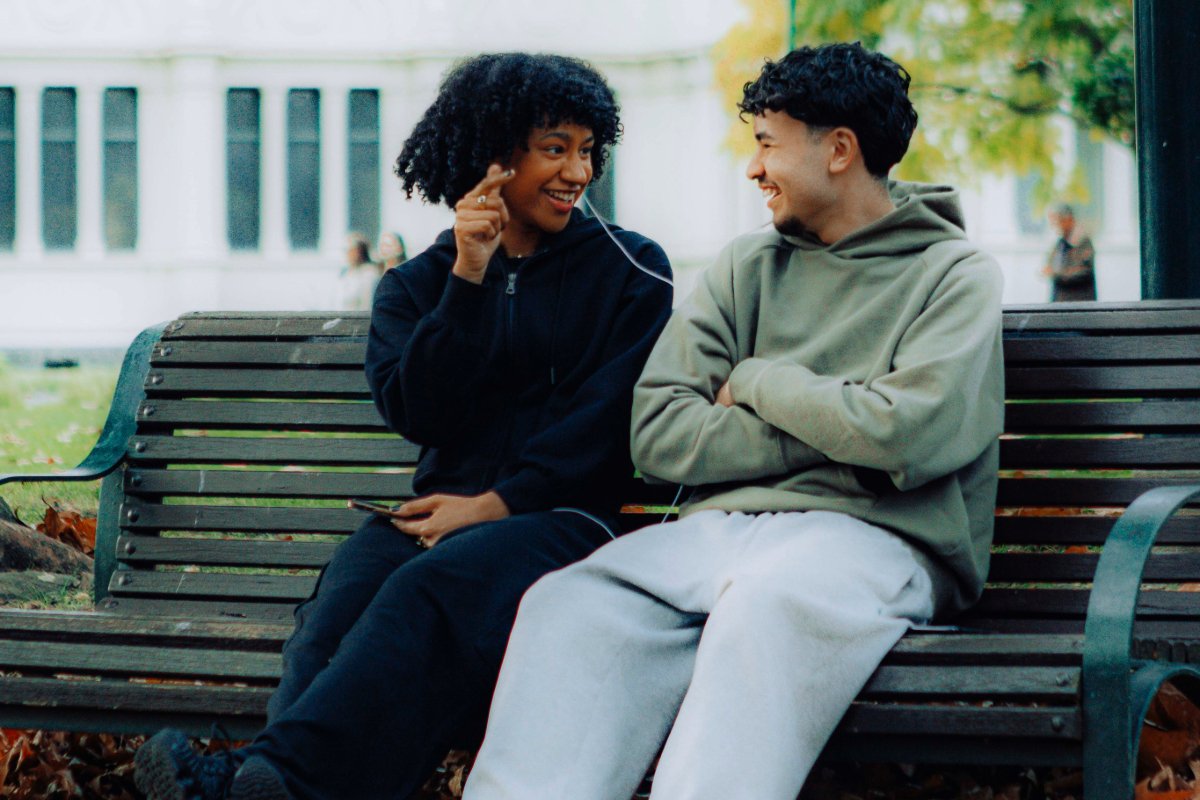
[347,499,406,518]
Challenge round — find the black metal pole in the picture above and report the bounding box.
[1135,0,1200,298]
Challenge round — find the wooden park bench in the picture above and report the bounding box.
[0,301,1197,800]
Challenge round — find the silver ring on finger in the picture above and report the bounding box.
[416,536,430,549]
[476,195,488,206]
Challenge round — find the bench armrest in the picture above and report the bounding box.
[0,322,166,490]
[1081,483,1200,800]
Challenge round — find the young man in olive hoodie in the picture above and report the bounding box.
[463,43,1005,800]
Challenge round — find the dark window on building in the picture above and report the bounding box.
[226,89,261,250]
[103,88,138,250]
[347,89,380,242]
[42,87,76,250]
[287,89,320,249]
[584,144,617,222]
[0,88,14,251]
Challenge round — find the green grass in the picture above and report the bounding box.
[0,357,117,523]
[5,582,94,610]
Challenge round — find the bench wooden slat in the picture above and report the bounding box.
[144,368,370,398]
[838,704,1081,739]
[0,609,289,648]
[98,596,298,622]
[1000,436,1200,468]
[117,536,339,568]
[136,400,388,432]
[121,503,366,533]
[0,676,272,718]
[1004,400,1200,432]
[1006,365,1200,395]
[151,341,367,367]
[960,619,1200,646]
[861,665,1078,701]
[109,571,316,602]
[0,640,280,681]
[166,314,371,339]
[993,515,1200,546]
[1003,334,1200,364]
[126,469,414,499]
[884,634,1083,665]
[996,479,1200,509]
[125,435,420,466]
[988,552,1200,583]
[821,733,1081,768]
[967,588,1200,620]
[1002,302,1200,332]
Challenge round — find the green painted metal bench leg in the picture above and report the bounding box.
[1082,484,1200,800]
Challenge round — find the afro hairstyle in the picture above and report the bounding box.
[394,52,621,207]
[739,42,918,178]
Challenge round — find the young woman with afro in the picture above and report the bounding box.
[135,52,673,800]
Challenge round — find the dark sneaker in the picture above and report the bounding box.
[134,728,237,800]
[229,756,291,800]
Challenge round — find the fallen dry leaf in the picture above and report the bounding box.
[1152,683,1200,735]
[36,505,96,557]
[1140,729,1196,775]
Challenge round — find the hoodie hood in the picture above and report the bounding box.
[782,180,968,260]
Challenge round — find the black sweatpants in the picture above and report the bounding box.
[243,509,616,800]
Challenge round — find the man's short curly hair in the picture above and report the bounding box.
[739,42,918,178]
[394,53,622,207]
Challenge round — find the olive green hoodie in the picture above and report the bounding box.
[631,181,1004,616]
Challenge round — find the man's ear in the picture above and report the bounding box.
[827,127,859,176]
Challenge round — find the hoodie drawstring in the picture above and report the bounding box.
[548,259,567,386]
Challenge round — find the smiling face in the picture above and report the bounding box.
[499,123,594,254]
[745,110,837,238]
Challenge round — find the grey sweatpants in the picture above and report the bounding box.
[462,509,935,800]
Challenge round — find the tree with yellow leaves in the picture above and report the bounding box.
[713,0,1133,195]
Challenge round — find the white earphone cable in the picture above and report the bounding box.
[580,194,674,288]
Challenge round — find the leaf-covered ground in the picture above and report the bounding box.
[3,709,1200,800]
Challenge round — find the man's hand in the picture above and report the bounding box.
[715,380,735,408]
[391,491,511,548]
[452,165,515,284]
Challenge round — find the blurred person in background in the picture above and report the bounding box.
[338,230,384,310]
[1041,202,1096,302]
[377,230,408,271]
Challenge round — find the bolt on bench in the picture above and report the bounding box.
[0,301,1198,800]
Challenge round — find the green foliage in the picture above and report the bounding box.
[713,0,1134,191]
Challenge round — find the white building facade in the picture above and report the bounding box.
[0,0,1139,351]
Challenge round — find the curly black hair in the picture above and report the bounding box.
[394,53,622,207]
[739,42,918,178]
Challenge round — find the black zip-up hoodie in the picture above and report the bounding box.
[365,211,673,521]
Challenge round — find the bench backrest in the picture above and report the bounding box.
[97,303,1200,639]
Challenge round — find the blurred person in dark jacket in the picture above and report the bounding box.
[1041,203,1096,301]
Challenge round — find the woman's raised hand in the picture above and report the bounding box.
[452,164,515,283]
